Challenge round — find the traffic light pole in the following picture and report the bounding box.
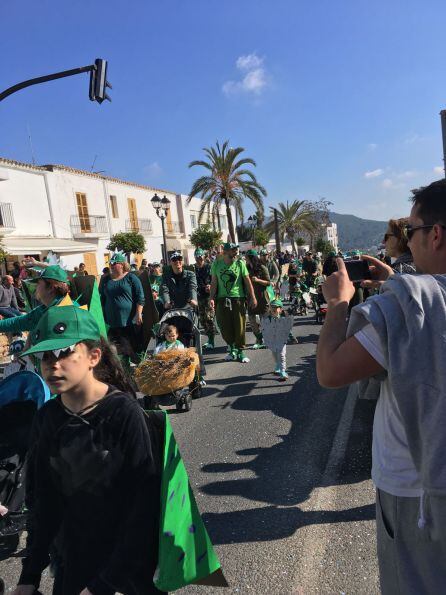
[0,64,95,103]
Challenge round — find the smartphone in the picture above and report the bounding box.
[344,259,371,282]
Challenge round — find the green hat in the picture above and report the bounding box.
[110,251,127,265]
[246,249,258,257]
[222,242,239,251]
[259,248,268,256]
[23,297,100,357]
[194,248,205,258]
[270,298,283,307]
[28,265,68,284]
[328,251,337,257]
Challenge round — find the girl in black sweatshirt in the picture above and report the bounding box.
[12,302,164,595]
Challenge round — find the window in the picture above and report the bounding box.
[76,193,91,232]
[110,195,119,218]
[219,214,227,229]
[190,214,197,229]
[128,198,138,231]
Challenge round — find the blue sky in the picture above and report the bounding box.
[1,0,446,221]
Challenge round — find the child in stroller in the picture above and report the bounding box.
[136,309,204,412]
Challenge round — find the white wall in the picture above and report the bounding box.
[0,167,52,236]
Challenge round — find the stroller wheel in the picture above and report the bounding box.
[175,400,183,412]
[183,393,193,412]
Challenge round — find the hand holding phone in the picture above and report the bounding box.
[344,259,371,282]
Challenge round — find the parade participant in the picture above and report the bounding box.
[194,248,216,349]
[0,266,69,335]
[260,249,280,289]
[210,242,257,363]
[149,262,163,287]
[0,275,22,318]
[245,249,271,349]
[13,302,163,595]
[78,262,88,276]
[99,252,145,365]
[154,323,185,354]
[317,179,446,594]
[261,298,293,381]
[160,252,197,310]
[139,258,148,272]
[302,252,318,286]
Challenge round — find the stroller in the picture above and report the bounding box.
[288,282,311,316]
[312,285,328,324]
[139,308,204,412]
[0,371,50,555]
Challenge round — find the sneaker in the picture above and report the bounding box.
[225,345,236,361]
[274,368,281,375]
[203,342,215,350]
[199,379,207,387]
[237,350,250,363]
[287,335,298,344]
[278,371,289,382]
[252,342,266,350]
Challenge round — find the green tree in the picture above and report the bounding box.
[235,224,252,242]
[266,201,318,253]
[107,232,146,259]
[188,140,266,243]
[0,236,9,263]
[253,228,271,247]
[315,238,335,257]
[189,224,223,251]
[296,237,306,247]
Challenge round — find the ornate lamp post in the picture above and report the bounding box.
[247,214,257,246]
[151,193,171,263]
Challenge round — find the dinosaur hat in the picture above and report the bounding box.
[23,295,100,358]
[28,265,68,284]
[110,251,127,265]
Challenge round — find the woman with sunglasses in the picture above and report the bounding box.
[12,302,163,595]
[383,217,417,274]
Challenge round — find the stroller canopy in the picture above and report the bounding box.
[0,371,50,410]
[158,308,199,337]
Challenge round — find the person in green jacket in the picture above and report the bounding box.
[0,265,69,336]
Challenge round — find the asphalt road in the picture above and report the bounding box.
[0,314,379,594]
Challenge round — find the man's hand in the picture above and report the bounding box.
[249,296,258,309]
[205,284,211,293]
[164,302,172,310]
[360,255,394,290]
[209,299,215,311]
[189,299,198,307]
[322,258,355,306]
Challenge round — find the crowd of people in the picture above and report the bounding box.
[3,176,445,594]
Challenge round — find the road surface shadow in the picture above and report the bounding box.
[200,354,375,544]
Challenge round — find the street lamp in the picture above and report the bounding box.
[247,214,257,246]
[151,193,171,263]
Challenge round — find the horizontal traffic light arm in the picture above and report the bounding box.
[0,63,96,103]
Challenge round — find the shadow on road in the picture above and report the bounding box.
[200,353,375,544]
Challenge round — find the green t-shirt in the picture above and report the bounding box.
[211,258,249,298]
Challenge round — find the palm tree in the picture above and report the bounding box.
[188,140,266,242]
[266,200,318,253]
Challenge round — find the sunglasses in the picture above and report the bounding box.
[404,224,446,240]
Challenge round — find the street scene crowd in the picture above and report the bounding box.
[0,176,445,594]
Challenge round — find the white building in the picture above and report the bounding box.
[0,157,234,275]
[322,222,338,252]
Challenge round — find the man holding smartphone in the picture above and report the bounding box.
[317,179,446,594]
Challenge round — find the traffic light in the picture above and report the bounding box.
[89,59,112,104]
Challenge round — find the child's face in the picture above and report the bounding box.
[165,326,178,342]
[40,343,101,394]
[271,305,282,317]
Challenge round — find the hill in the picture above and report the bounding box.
[329,212,387,252]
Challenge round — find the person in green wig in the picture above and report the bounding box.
[0,265,70,336]
[13,298,165,595]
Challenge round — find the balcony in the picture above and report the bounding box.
[0,203,16,234]
[125,218,153,235]
[166,220,185,236]
[70,215,108,238]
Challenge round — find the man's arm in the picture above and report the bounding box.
[187,272,198,305]
[209,275,218,309]
[243,275,257,306]
[316,259,384,388]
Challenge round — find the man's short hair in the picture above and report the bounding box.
[411,180,446,225]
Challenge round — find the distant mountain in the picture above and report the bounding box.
[329,212,387,251]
